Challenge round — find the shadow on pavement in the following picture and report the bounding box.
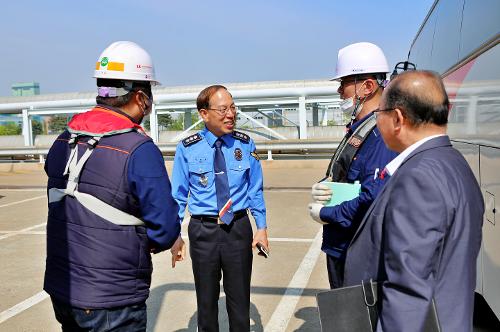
[293,306,321,331]
[147,283,325,331]
[172,297,263,332]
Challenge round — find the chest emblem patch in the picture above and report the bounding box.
[348,136,362,148]
[199,174,208,187]
[234,148,243,161]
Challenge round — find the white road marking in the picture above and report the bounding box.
[0,223,320,326]
[0,231,46,235]
[0,228,316,243]
[0,188,46,192]
[268,237,314,243]
[265,189,309,193]
[0,291,49,324]
[0,223,46,240]
[0,195,45,208]
[264,228,323,331]
[179,234,314,243]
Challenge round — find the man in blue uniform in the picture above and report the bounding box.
[170,85,268,332]
[308,42,398,289]
[44,41,181,331]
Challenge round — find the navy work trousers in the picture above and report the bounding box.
[189,214,253,332]
[51,297,147,332]
[326,254,345,289]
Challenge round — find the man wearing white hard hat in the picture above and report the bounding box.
[308,42,398,288]
[44,41,182,331]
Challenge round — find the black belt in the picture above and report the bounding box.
[191,210,248,224]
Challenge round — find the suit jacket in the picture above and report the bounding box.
[343,136,484,332]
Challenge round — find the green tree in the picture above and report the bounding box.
[32,119,44,136]
[191,113,204,130]
[144,112,203,132]
[141,114,174,131]
[49,115,70,134]
[158,114,174,129]
[0,122,22,135]
[169,117,184,130]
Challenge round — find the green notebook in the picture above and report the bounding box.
[322,181,361,207]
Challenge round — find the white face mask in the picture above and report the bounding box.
[339,80,367,120]
[339,95,363,119]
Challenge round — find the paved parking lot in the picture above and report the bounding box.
[0,160,331,331]
[2,160,498,331]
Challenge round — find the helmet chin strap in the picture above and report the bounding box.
[348,96,365,126]
[350,80,380,124]
[348,81,369,125]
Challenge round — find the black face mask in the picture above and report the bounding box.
[139,91,153,117]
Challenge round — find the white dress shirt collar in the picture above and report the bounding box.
[385,134,446,176]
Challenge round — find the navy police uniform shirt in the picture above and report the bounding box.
[171,127,267,229]
[320,112,397,259]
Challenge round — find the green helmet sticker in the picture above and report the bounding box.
[100,57,109,67]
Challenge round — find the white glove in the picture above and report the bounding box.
[311,183,332,204]
[308,202,328,225]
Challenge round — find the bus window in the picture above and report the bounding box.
[446,45,500,144]
[408,8,438,71]
[460,0,500,60]
[430,0,463,73]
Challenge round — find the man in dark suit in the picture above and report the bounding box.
[343,70,484,332]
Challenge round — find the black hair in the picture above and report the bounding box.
[95,79,152,107]
[196,85,229,111]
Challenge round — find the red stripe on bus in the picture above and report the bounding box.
[443,60,476,101]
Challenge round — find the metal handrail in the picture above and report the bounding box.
[0,140,339,158]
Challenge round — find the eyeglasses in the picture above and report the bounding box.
[206,104,238,116]
[338,78,359,90]
[338,76,375,91]
[373,107,396,119]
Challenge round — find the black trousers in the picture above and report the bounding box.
[326,254,345,289]
[189,214,253,332]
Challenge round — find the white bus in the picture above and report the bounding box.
[407,0,500,322]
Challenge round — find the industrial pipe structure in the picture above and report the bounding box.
[0,80,341,156]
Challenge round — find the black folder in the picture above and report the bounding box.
[316,280,441,332]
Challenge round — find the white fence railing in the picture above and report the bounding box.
[0,140,339,162]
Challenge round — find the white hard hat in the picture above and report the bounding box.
[94,41,159,85]
[333,42,389,80]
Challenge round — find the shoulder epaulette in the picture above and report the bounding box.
[182,133,203,147]
[232,131,250,143]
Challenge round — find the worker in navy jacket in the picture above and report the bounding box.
[308,42,397,289]
[44,41,180,331]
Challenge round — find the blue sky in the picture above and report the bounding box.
[0,0,435,96]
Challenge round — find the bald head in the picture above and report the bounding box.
[384,70,449,126]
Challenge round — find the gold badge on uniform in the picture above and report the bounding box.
[251,150,260,160]
[234,148,243,161]
[199,174,208,187]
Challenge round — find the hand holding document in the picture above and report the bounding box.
[320,181,361,207]
[311,183,333,203]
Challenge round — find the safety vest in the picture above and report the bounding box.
[48,106,146,226]
[44,106,154,308]
[325,114,377,182]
